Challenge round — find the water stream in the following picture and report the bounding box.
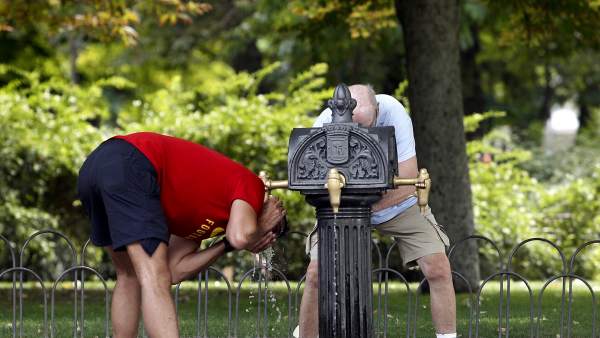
[246,246,281,334]
[332,213,338,336]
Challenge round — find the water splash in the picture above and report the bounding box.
[270,286,282,323]
[259,247,282,325]
[245,256,259,314]
[260,247,275,272]
[246,247,280,334]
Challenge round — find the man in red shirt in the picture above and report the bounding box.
[78,132,285,338]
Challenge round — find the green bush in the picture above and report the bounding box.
[0,67,108,275]
[467,113,600,280]
[538,165,600,279]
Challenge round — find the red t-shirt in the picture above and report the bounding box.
[114,132,265,243]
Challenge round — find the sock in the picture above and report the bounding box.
[436,334,457,338]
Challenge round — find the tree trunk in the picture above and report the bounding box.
[539,60,553,121]
[395,0,480,290]
[461,24,488,139]
[69,33,81,85]
[461,25,485,115]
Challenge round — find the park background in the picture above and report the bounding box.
[0,0,599,295]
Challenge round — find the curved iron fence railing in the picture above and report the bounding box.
[0,230,598,337]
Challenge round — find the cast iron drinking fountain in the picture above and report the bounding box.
[260,83,431,337]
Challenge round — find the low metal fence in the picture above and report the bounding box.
[0,230,598,337]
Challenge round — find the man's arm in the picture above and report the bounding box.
[167,198,284,284]
[371,156,418,212]
[226,197,283,250]
[167,235,226,284]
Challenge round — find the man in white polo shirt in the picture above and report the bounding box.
[297,84,457,338]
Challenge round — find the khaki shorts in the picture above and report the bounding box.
[307,204,450,266]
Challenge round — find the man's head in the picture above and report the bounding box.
[348,84,378,127]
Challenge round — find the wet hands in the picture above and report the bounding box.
[249,196,286,253]
[259,196,286,233]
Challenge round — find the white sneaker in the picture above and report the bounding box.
[293,324,319,338]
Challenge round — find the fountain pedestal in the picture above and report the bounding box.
[287,84,398,337]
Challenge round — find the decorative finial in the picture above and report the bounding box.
[328,83,356,123]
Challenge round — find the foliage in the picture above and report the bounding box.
[467,113,540,276]
[0,0,211,45]
[481,0,599,129]
[482,0,600,53]
[522,145,600,185]
[0,66,109,275]
[467,113,600,279]
[233,0,406,92]
[539,166,600,279]
[288,0,397,39]
[0,59,331,276]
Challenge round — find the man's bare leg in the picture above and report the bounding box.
[107,248,141,338]
[417,253,456,334]
[126,242,179,338]
[299,260,319,338]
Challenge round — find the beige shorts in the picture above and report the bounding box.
[307,204,450,266]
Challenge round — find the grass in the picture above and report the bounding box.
[0,279,598,337]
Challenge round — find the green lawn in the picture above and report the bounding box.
[0,280,597,337]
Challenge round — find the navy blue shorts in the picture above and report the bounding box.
[77,139,169,256]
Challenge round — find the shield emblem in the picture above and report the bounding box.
[327,134,349,164]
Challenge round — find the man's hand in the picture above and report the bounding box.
[246,196,286,253]
[247,231,277,253]
[226,197,286,253]
[258,196,286,234]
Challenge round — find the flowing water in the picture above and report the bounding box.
[260,247,275,272]
[332,213,338,336]
[245,246,281,333]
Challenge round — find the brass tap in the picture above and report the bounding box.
[258,171,290,238]
[325,168,346,214]
[392,168,431,214]
[259,171,289,201]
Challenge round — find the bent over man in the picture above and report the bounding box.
[298,85,456,338]
[78,132,285,338]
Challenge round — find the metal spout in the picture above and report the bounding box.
[415,168,431,213]
[325,168,346,213]
[259,170,290,238]
[259,171,289,196]
[393,168,431,214]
